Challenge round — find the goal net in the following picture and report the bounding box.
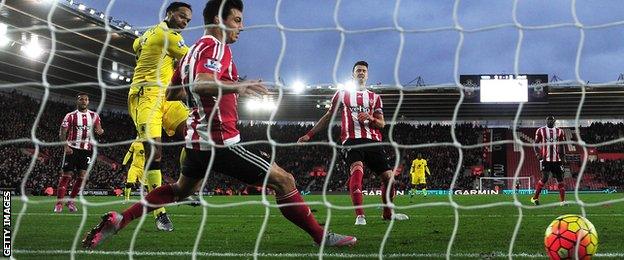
[2,0,624,259]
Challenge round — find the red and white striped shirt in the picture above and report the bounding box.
[329,89,384,144]
[171,35,240,150]
[61,110,100,151]
[535,126,565,162]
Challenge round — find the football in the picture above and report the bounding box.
[544,214,599,259]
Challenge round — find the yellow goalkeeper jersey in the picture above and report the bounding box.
[123,141,145,169]
[130,21,188,93]
[410,158,430,177]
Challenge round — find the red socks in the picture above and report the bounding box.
[381,180,396,219]
[533,180,565,202]
[276,189,324,244]
[70,177,83,198]
[120,184,175,229]
[533,180,544,200]
[56,175,71,200]
[349,168,364,216]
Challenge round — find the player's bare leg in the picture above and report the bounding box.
[170,122,200,206]
[171,122,201,207]
[348,161,366,225]
[380,170,408,221]
[265,164,356,246]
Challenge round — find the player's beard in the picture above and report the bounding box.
[357,79,366,89]
[227,31,239,44]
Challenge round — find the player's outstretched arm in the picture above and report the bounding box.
[298,110,332,143]
[192,73,268,97]
[298,90,342,142]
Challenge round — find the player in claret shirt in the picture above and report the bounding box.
[82,0,356,249]
[55,93,103,213]
[531,115,567,206]
[298,61,409,226]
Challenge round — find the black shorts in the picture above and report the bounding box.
[540,161,564,181]
[343,139,393,174]
[61,147,91,173]
[181,146,271,184]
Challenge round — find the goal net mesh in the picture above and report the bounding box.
[3,0,624,259]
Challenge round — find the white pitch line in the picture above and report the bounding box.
[10,249,624,258]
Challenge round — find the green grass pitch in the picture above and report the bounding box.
[9,193,624,259]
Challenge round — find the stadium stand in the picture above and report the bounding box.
[4,91,620,195]
[0,91,485,194]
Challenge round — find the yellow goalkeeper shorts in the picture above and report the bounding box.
[128,86,189,139]
[411,175,426,185]
[162,100,189,137]
[127,165,146,185]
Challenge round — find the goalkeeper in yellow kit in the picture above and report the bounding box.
[122,141,146,202]
[127,2,192,231]
[409,153,430,200]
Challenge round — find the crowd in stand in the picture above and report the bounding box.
[581,122,624,152]
[1,91,622,195]
[0,92,131,194]
[585,160,624,189]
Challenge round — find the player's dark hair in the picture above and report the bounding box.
[203,0,244,25]
[76,92,88,98]
[352,60,368,72]
[166,2,192,14]
[546,115,555,121]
